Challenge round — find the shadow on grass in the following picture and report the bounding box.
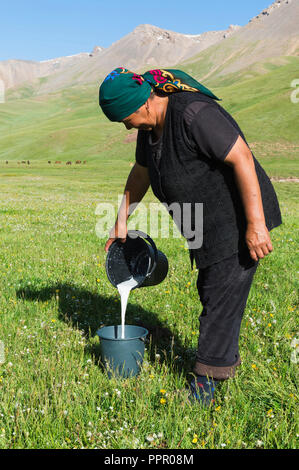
[16,281,195,378]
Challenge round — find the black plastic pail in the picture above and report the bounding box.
[105,230,168,289]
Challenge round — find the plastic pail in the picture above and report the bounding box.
[105,230,168,289]
[97,325,148,378]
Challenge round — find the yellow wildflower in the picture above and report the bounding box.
[160,389,166,395]
[160,398,166,405]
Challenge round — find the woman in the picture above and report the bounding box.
[99,68,282,406]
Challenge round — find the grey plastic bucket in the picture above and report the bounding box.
[96,325,148,378]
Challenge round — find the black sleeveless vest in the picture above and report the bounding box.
[141,92,282,269]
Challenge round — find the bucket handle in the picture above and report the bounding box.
[127,230,158,278]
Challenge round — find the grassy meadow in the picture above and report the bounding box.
[0,59,298,449]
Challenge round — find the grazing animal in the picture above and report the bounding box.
[83,161,87,164]
[5,161,8,164]
[21,160,26,164]
[66,161,72,165]
[48,161,51,164]
[27,160,30,165]
[55,161,61,164]
[75,160,81,164]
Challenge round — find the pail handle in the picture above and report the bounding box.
[127,230,158,277]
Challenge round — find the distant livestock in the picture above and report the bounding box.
[5,160,8,164]
[49,160,87,165]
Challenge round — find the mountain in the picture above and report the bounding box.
[0,24,239,93]
[0,0,298,96]
[0,1,298,171]
[0,52,93,90]
[84,23,240,72]
[181,0,299,83]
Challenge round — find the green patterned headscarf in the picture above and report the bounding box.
[99,67,220,122]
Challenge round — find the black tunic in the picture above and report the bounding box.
[135,92,282,269]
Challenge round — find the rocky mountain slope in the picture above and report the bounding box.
[0,22,239,92]
[0,0,298,94]
[182,0,299,81]
[0,53,94,90]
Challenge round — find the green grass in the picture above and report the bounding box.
[0,162,298,449]
[0,58,298,449]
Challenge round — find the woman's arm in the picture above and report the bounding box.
[224,135,273,261]
[105,162,150,252]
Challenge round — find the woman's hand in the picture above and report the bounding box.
[246,222,273,261]
[104,221,128,253]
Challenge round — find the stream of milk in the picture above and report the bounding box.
[116,277,139,339]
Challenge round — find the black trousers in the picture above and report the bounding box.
[193,249,259,380]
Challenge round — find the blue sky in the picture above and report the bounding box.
[1,0,273,61]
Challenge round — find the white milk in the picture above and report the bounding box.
[116,277,139,339]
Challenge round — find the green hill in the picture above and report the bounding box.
[0,57,298,177]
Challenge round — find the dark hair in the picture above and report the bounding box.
[149,88,167,99]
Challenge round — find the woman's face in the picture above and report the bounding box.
[122,102,155,131]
